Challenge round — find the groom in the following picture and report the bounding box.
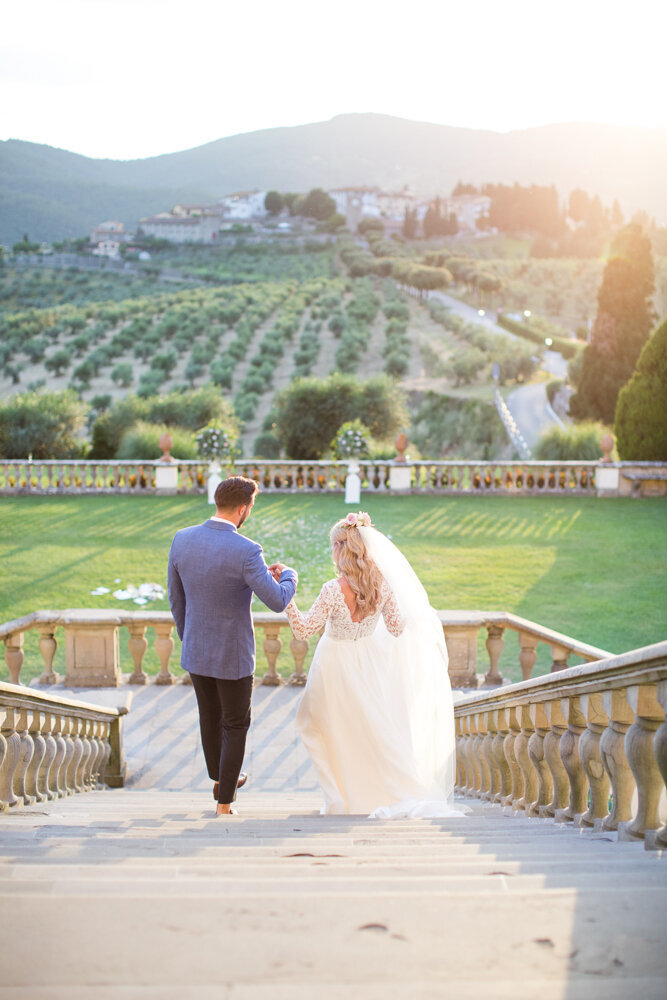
[167,475,297,815]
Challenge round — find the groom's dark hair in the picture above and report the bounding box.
[214,476,259,509]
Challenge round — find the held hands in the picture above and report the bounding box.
[268,562,288,582]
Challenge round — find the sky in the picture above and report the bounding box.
[2,0,666,161]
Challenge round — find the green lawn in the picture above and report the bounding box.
[1,494,665,685]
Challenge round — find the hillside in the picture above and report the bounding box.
[2,114,667,243]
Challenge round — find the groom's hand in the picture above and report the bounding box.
[268,562,287,581]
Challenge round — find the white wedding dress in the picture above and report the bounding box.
[285,527,468,819]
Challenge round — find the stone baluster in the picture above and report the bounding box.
[454,716,464,791]
[25,710,47,802]
[554,697,587,822]
[154,623,175,685]
[599,688,635,831]
[128,623,149,684]
[543,701,569,817]
[4,633,24,685]
[502,707,523,808]
[473,713,490,797]
[576,693,611,828]
[645,679,667,850]
[13,707,34,806]
[76,718,93,792]
[261,623,283,686]
[528,703,553,817]
[100,721,113,784]
[66,716,85,794]
[465,714,482,796]
[518,632,539,680]
[550,644,570,673]
[484,625,504,685]
[618,683,665,842]
[491,708,511,803]
[50,714,68,798]
[482,710,501,801]
[288,636,309,686]
[0,707,21,809]
[88,720,105,787]
[459,714,475,794]
[61,716,77,795]
[514,705,538,813]
[38,625,59,684]
[39,713,58,801]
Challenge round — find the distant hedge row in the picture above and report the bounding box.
[496,314,580,360]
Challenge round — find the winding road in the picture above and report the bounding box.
[429,291,568,452]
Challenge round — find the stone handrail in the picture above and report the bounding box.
[1,608,611,692]
[453,641,667,850]
[0,680,127,811]
[1,458,665,497]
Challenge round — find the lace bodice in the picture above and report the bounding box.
[285,579,405,641]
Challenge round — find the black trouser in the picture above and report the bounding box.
[189,672,253,803]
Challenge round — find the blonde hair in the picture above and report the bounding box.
[330,518,383,617]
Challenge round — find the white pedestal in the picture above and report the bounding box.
[344,460,361,504]
[596,466,619,496]
[207,462,222,504]
[389,464,411,491]
[155,463,178,495]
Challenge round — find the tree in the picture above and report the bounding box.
[570,223,655,423]
[297,188,336,222]
[0,390,88,459]
[615,316,667,460]
[44,348,72,376]
[264,190,284,215]
[111,363,133,387]
[358,218,384,237]
[274,373,406,459]
[402,207,418,240]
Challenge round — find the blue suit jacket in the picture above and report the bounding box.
[167,520,297,680]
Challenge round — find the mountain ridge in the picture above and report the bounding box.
[2,113,666,244]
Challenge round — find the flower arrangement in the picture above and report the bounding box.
[345,511,372,528]
[195,424,236,463]
[332,420,371,459]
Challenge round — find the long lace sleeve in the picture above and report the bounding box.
[381,584,405,637]
[285,581,333,639]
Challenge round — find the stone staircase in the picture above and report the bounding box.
[1,684,666,998]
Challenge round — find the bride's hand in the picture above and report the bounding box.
[268,562,287,581]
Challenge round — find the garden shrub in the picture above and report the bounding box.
[116,422,198,461]
[534,422,607,461]
[615,316,667,460]
[0,389,88,459]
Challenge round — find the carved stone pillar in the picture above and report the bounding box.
[600,688,635,831]
[502,707,523,808]
[154,623,175,685]
[555,697,588,822]
[484,625,504,685]
[491,708,511,803]
[0,707,21,808]
[288,637,309,686]
[128,623,149,684]
[619,683,665,841]
[39,714,58,801]
[543,701,569,817]
[528,703,553,817]
[549,643,570,673]
[261,623,283,686]
[50,714,68,798]
[4,633,24,685]
[482,710,501,801]
[443,626,478,688]
[473,713,490,797]
[64,618,121,687]
[518,632,539,681]
[25,710,47,802]
[38,626,59,685]
[576,693,611,828]
[13,707,34,806]
[514,705,538,813]
[645,679,667,850]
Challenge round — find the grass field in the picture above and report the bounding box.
[1,494,665,685]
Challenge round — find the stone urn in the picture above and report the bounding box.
[158,432,174,462]
[600,433,614,463]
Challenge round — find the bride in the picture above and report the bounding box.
[284,511,467,819]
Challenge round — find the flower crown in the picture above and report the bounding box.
[345,511,372,528]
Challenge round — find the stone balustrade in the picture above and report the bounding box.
[1,608,611,691]
[0,680,127,811]
[453,640,667,850]
[1,459,665,497]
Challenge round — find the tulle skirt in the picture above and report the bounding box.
[296,622,468,819]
